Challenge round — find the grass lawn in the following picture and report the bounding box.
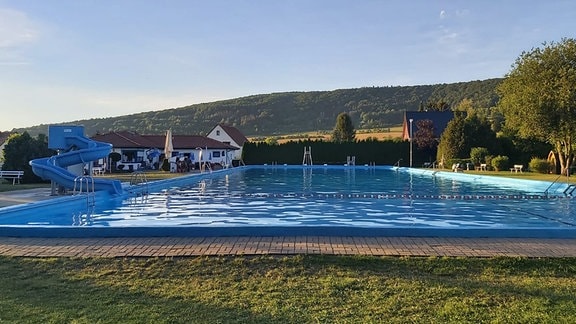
[97,170,190,182]
[454,169,575,183]
[0,182,51,192]
[0,171,182,192]
[1,255,576,323]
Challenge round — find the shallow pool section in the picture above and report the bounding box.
[1,166,576,238]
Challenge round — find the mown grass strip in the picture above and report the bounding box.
[1,255,576,323]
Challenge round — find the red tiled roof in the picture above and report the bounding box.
[92,131,158,148]
[92,131,238,150]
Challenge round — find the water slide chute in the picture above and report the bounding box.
[29,126,123,194]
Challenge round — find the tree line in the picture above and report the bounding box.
[13,79,502,138]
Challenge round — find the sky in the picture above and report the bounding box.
[1,1,575,132]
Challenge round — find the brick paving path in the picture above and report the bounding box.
[1,236,576,258]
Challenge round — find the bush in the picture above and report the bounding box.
[470,147,489,165]
[160,159,170,171]
[491,155,509,171]
[529,158,553,174]
[484,155,494,170]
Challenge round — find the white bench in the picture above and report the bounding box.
[511,164,523,173]
[0,170,24,185]
[476,163,487,171]
[92,166,105,175]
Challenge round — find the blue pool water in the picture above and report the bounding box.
[1,166,575,238]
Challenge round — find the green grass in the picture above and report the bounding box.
[458,169,575,183]
[97,170,189,182]
[0,171,182,192]
[1,255,576,323]
[0,182,51,192]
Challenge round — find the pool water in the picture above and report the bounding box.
[1,166,575,238]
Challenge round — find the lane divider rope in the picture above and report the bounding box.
[195,193,567,200]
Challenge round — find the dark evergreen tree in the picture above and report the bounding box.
[331,112,356,143]
[436,113,499,165]
[436,114,467,163]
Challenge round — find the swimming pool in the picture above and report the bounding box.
[1,166,575,238]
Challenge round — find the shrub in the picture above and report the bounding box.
[484,155,494,170]
[529,158,553,174]
[161,159,170,171]
[491,155,509,171]
[470,147,489,165]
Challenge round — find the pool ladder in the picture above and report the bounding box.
[129,171,149,195]
[544,173,575,197]
[564,184,576,196]
[73,176,96,208]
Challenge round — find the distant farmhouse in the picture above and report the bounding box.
[205,124,249,160]
[91,124,247,172]
[401,111,455,141]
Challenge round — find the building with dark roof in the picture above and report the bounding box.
[402,111,455,141]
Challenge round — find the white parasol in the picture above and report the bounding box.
[164,129,173,159]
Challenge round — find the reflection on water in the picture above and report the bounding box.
[67,167,576,229]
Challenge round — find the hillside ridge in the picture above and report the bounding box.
[15,78,502,137]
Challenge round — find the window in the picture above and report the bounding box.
[212,151,221,157]
[216,130,220,136]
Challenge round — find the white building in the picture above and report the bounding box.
[206,124,248,161]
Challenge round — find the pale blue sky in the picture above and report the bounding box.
[1,0,575,131]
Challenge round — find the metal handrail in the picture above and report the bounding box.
[544,173,569,197]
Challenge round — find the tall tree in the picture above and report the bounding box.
[497,38,576,174]
[2,132,54,183]
[436,113,497,164]
[331,112,356,143]
[425,101,450,111]
[436,114,467,162]
[414,119,437,150]
[414,119,438,163]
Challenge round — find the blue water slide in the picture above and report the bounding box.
[30,135,123,195]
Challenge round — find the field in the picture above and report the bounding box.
[249,126,404,143]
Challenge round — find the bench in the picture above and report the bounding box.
[511,164,523,173]
[476,163,487,171]
[92,166,105,175]
[0,170,24,185]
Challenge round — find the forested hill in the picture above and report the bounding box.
[18,78,502,137]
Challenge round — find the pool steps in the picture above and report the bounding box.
[72,175,95,208]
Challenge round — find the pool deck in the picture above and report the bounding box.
[1,236,576,258]
[1,188,576,258]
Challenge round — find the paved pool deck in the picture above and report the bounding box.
[1,236,576,258]
[1,188,576,258]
